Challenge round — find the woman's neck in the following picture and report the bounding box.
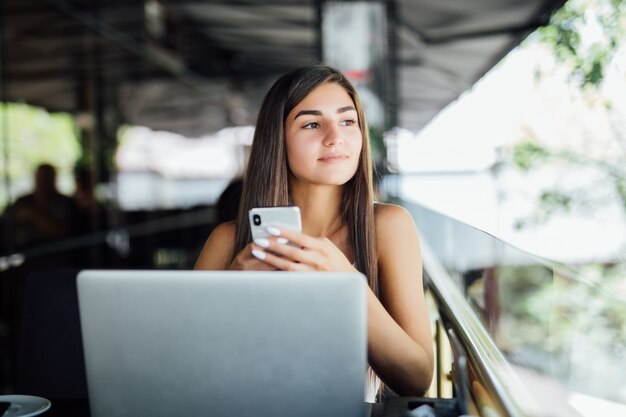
[290,183,343,238]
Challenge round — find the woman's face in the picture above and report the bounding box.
[284,82,362,187]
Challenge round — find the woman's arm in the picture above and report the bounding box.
[194,221,237,270]
[194,221,278,271]
[368,203,434,396]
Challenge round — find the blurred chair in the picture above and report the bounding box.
[16,269,87,399]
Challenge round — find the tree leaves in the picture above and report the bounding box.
[533,0,626,88]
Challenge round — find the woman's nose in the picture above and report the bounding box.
[323,124,342,147]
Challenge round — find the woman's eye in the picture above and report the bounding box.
[340,119,356,126]
[303,121,320,129]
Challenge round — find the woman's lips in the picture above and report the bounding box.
[318,154,349,163]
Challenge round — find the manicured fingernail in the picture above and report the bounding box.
[276,237,288,245]
[266,227,281,236]
[254,238,270,248]
[251,249,266,260]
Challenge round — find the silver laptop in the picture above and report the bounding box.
[77,270,367,417]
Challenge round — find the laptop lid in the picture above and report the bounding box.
[77,270,367,417]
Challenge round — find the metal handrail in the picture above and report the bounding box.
[421,236,543,417]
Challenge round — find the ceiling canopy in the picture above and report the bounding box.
[3,0,565,136]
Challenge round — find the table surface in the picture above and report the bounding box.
[38,399,386,417]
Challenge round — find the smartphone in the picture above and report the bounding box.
[248,206,302,241]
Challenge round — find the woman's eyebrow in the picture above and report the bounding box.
[294,109,322,119]
[337,105,356,114]
[294,106,356,120]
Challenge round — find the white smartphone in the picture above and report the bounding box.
[248,206,302,241]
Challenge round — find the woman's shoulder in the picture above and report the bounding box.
[211,220,237,240]
[207,220,238,250]
[373,203,421,267]
[194,220,237,270]
[373,202,419,244]
[373,202,414,228]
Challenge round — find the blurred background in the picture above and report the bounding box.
[0,0,625,416]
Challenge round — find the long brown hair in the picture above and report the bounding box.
[233,65,378,295]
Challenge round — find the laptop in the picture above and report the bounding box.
[77,270,367,417]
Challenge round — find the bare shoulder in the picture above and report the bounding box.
[194,220,237,270]
[210,220,237,243]
[373,203,421,264]
[374,202,417,236]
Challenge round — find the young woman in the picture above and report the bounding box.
[195,65,433,399]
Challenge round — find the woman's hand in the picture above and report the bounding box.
[227,242,278,271]
[249,227,356,272]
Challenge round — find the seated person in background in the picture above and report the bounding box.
[73,165,107,234]
[195,65,433,400]
[5,163,79,249]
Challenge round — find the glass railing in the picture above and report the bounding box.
[395,198,626,417]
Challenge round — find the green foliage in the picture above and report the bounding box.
[617,178,626,206]
[0,103,81,207]
[511,140,626,228]
[539,190,573,212]
[512,140,549,170]
[369,126,387,172]
[511,139,626,226]
[533,0,626,88]
[498,263,626,365]
[538,8,581,60]
[497,265,557,350]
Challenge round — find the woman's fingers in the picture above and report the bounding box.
[230,244,278,271]
[251,228,355,272]
[252,236,339,271]
[265,227,321,250]
[252,238,315,265]
[251,246,310,271]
